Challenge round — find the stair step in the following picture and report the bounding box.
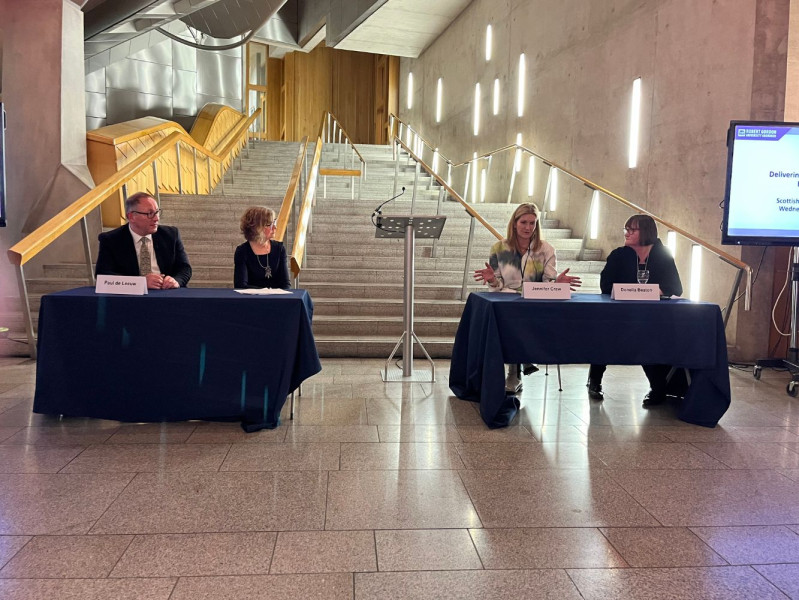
[23,140,608,359]
[313,335,453,359]
[313,315,459,337]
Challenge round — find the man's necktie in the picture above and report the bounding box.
[139,237,152,276]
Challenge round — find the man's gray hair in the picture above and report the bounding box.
[125,192,156,215]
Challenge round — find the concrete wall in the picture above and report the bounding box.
[399,0,792,360]
[0,0,96,318]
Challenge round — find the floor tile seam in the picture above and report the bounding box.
[322,469,332,532]
[465,528,485,571]
[84,471,144,536]
[596,468,667,528]
[750,564,799,600]
[687,524,799,566]
[777,440,799,454]
[215,442,237,473]
[0,535,34,576]
[58,444,124,475]
[99,532,139,578]
[649,525,731,568]
[11,427,118,445]
[260,529,279,575]
[453,469,484,530]
[0,426,25,444]
[0,575,181,582]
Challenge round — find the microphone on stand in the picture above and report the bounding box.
[373,187,405,229]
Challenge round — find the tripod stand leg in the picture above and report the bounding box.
[411,331,436,383]
[383,332,407,381]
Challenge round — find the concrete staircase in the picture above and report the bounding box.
[2,140,605,358]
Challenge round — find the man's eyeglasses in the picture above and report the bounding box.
[131,209,162,219]
[623,227,639,234]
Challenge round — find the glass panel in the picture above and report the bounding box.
[248,43,267,87]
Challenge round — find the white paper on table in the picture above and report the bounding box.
[234,288,292,295]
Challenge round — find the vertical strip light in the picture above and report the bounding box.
[590,190,600,239]
[527,156,535,197]
[517,53,526,118]
[432,148,439,174]
[628,77,642,168]
[473,83,481,136]
[514,133,523,171]
[480,168,487,203]
[690,245,702,301]
[493,78,500,115]
[407,72,414,109]
[472,153,478,203]
[550,168,558,210]
[666,231,677,257]
[485,24,492,61]
[435,77,443,123]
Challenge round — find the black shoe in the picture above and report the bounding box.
[642,391,666,407]
[587,380,604,400]
[522,363,539,376]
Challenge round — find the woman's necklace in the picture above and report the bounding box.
[254,242,272,278]
[635,247,651,270]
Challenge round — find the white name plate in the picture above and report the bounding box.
[523,282,571,300]
[611,283,659,301]
[95,275,148,295]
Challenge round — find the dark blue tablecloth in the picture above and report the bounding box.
[449,293,731,428]
[34,287,321,431]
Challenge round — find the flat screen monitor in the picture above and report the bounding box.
[722,120,799,246]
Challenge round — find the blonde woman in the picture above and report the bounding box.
[234,207,291,290]
[474,202,580,292]
[473,203,581,392]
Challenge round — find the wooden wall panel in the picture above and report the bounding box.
[283,52,295,140]
[332,50,374,144]
[373,55,399,144]
[387,55,400,132]
[291,45,333,140]
[266,57,283,141]
[282,46,398,144]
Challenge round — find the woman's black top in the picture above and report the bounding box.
[233,240,291,290]
[599,239,683,296]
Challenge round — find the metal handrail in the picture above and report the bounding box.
[325,113,366,167]
[480,143,751,274]
[388,113,752,313]
[289,112,368,282]
[275,136,309,247]
[394,136,501,240]
[391,134,502,301]
[6,110,259,357]
[8,132,181,268]
[290,115,325,279]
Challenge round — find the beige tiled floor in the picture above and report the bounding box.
[1,356,799,598]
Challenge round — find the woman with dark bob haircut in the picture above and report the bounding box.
[233,206,291,289]
[587,214,682,406]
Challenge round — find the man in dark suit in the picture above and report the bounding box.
[95,192,192,289]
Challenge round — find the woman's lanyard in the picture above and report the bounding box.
[520,241,533,280]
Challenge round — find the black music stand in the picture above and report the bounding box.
[376,215,446,382]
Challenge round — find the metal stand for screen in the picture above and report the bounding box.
[753,246,799,396]
[376,215,446,383]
